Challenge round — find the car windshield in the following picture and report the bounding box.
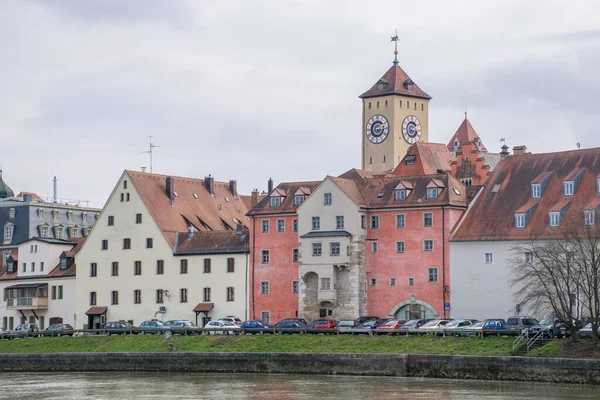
[383,320,397,326]
[507,318,519,325]
[445,320,460,328]
[471,322,484,328]
[313,320,327,324]
[422,320,440,327]
[539,318,553,325]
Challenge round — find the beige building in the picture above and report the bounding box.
[75,171,251,328]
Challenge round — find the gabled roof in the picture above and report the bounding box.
[359,65,431,100]
[127,171,250,248]
[447,118,487,152]
[452,147,600,241]
[391,142,452,177]
[173,229,249,255]
[247,181,322,216]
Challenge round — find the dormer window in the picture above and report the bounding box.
[376,80,388,90]
[4,224,13,241]
[60,257,67,271]
[597,178,600,195]
[82,212,88,222]
[37,208,44,218]
[294,195,304,206]
[531,184,541,199]
[426,188,441,200]
[270,196,281,208]
[405,155,416,165]
[404,79,414,91]
[67,210,73,220]
[9,208,15,219]
[394,189,407,201]
[549,212,560,227]
[564,181,574,197]
[515,213,526,229]
[40,225,49,238]
[84,227,92,236]
[70,227,78,238]
[52,210,58,219]
[55,226,64,240]
[454,139,459,150]
[7,261,15,274]
[584,210,595,226]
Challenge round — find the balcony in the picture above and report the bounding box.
[4,283,48,310]
[6,296,49,310]
[318,289,337,302]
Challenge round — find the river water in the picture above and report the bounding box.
[1,372,599,399]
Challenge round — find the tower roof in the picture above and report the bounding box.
[359,65,431,100]
[447,117,487,152]
[0,169,15,199]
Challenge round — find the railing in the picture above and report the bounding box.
[526,329,545,352]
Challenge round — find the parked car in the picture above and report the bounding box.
[275,320,308,334]
[337,320,356,332]
[403,319,429,330]
[440,319,476,335]
[309,319,337,329]
[461,321,485,336]
[577,323,600,339]
[164,320,199,334]
[528,318,566,338]
[354,316,379,325]
[11,323,39,335]
[482,319,507,336]
[375,319,408,333]
[355,319,387,330]
[217,316,242,326]
[506,316,539,334]
[240,320,275,334]
[45,324,75,336]
[139,320,166,334]
[204,321,240,335]
[104,321,134,335]
[277,318,308,326]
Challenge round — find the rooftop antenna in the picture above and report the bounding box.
[391,29,399,66]
[141,131,161,173]
[464,104,468,119]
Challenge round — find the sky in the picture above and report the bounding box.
[1,0,599,208]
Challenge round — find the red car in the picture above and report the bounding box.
[376,319,408,332]
[310,319,337,329]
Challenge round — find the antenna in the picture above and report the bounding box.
[391,29,399,66]
[141,133,161,173]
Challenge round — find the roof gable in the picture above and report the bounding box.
[359,65,431,100]
[392,142,452,176]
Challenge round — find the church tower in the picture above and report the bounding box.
[359,36,431,172]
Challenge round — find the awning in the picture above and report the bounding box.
[85,306,108,316]
[5,283,48,290]
[193,303,214,313]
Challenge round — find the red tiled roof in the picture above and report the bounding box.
[86,306,107,315]
[359,65,431,100]
[452,147,600,241]
[447,118,487,152]
[127,171,251,249]
[391,142,452,177]
[247,181,322,216]
[193,303,214,313]
[16,192,42,200]
[174,229,249,255]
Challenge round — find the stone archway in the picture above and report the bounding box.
[388,299,439,319]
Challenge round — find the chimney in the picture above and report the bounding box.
[166,176,175,204]
[500,144,510,161]
[229,180,237,197]
[268,177,273,193]
[53,176,57,203]
[205,175,215,196]
[251,189,259,207]
[513,145,527,156]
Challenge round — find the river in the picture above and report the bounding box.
[1,372,599,399]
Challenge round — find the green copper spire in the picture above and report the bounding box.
[391,29,399,66]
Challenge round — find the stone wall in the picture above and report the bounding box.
[1,353,600,384]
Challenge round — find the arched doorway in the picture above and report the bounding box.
[389,299,439,320]
[49,317,63,325]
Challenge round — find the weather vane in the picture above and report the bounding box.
[391,29,399,66]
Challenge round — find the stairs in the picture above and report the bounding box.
[513,330,553,356]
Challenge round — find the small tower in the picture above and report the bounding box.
[359,32,431,172]
[0,167,15,199]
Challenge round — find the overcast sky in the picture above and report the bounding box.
[1,0,599,208]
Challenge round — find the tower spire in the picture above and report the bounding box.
[391,30,399,66]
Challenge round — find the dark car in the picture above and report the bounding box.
[277,318,308,326]
[402,319,429,330]
[275,320,308,334]
[45,324,75,336]
[241,320,275,329]
[356,319,387,330]
[164,320,199,335]
[104,321,135,335]
[507,316,539,334]
[355,316,379,325]
[529,318,567,338]
[139,320,166,334]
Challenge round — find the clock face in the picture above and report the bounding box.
[402,115,422,144]
[366,115,389,144]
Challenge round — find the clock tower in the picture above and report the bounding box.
[360,36,431,172]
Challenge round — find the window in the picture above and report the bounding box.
[428,268,438,282]
[312,243,322,256]
[549,212,560,227]
[55,226,64,239]
[22,263,26,272]
[180,259,188,274]
[515,213,526,229]
[372,241,378,253]
[485,253,493,264]
[126,193,130,201]
[40,262,44,272]
[134,261,142,275]
[51,286,57,300]
[293,219,298,232]
[123,238,131,249]
[312,217,320,230]
[291,280,300,294]
[394,189,407,201]
[524,252,534,263]
[123,180,128,189]
[90,292,97,305]
[40,226,49,238]
[203,287,211,302]
[370,277,376,286]
[270,196,281,208]
[564,181,574,197]
[261,281,270,294]
[292,248,299,262]
[408,277,414,286]
[361,215,366,229]
[261,311,270,323]
[294,195,304,206]
[396,241,405,253]
[156,260,164,275]
[261,250,270,264]
[324,193,332,205]
[111,262,119,276]
[134,290,141,304]
[330,242,340,256]
[111,291,119,305]
[38,209,44,218]
[424,213,433,227]
[336,216,344,229]
[532,184,541,199]
[227,287,234,301]
[156,289,164,304]
[396,214,405,228]
[261,220,269,233]
[227,258,235,273]
[67,210,73,220]
[82,212,88,222]
[277,219,285,233]
[321,277,331,291]
[390,277,396,286]
[181,288,188,303]
[108,216,114,226]
[371,216,379,229]
[204,258,211,273]
[4,225,13,241]
[146,238,153,248]
[70,227,78,239]
[584,210,595,226]
[90,263,97,277]
[9,208,15,219]
[32,262,36,272]
[424,240,434,252]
